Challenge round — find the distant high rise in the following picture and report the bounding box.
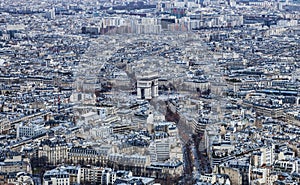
[195,0,205,5]
[229,0,236,6]
[45,7,56,20]
[203,0,211,5]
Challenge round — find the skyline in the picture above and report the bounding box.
[0,0,299,185]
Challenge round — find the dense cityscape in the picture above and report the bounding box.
[0,0,300,184]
